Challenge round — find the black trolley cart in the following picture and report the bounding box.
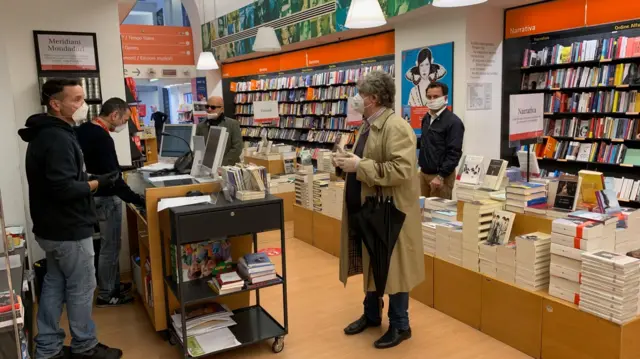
[160,194,288,357]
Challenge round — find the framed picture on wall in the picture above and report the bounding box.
[33,30,100,72]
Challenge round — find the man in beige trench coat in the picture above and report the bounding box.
[334,71,424,349]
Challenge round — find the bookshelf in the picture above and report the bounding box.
[225,56,394,150]
[503,20,640,208]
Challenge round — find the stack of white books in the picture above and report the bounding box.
[432,210,458,223]
[320,181,344,220]
[316,150,335,174]
[448,222,464,265]
[456,184,507,203]
[422,222,436,255]
[312,178,330,212]
[436,222,456,261]
[497,242,517,283]
[462,200,504,272]
[614,208,640,254]
[548,214,616,304]
[479,241,499,277]
[295,171,329,210]
[515,232,551,291]
[269,174,295,194]
[579,251,640,324]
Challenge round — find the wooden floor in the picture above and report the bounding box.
[60,222,530,359]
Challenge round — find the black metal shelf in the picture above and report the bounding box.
[236,113,348,117]
[543,112,640,118]
[242,135,343,145]
[537,157,637,167]
[543,136,640,144]
[171,306,286,358]
[240,124,354,132]
[233,83,357,93]
[520,56,640,72]
[165,275,283,306]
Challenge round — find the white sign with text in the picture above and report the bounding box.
[253,101,280,124]
[37,33,97,71]
[509,93,544,144]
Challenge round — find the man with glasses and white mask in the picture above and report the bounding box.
[196,95,243,165]
[18,79,123,359]
[76,97,145,308]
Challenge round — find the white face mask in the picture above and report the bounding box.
[113,123,127,133]
[207,113,219,120]
[426,96,447,111]
[72,102,89,125]
[351,94,365,114]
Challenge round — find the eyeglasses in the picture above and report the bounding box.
[206,105,222,110]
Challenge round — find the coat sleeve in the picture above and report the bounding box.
[44,141,91,201]
[223,120,243,165]
[439,116,465,178]
[356,119,416,188]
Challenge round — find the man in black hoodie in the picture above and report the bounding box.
[18,78,122,359]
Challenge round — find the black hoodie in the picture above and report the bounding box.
[18,114,96,241]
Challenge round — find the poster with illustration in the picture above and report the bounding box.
[401,42,454,135]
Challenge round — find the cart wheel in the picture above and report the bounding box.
[272,337,284,353]
[169,334,177,346]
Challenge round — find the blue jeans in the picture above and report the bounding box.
[95,196,123,299]
[35,237,98,358]
[364,292,410,330]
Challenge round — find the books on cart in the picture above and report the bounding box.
[0,291,23,328]
[579,251,640,324]
[208,272,244,295]
[238,253,277,284]
[515,232,551,291]
[171,303,240,356]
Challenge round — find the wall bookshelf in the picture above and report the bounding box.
[223,56,394,149]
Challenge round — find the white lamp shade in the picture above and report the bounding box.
[197,51,219,70]
[253,27,281,52]
[345,0,387,29]
[432,0,487,7]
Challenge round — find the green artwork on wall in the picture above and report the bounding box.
[202,0,432,60]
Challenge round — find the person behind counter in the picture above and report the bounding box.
[150,105,168,151]
[195,95,243,165]
[18,78,123,359]
[76,98,145,308]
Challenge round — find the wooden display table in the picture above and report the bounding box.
[293,205,313,245]
[273,191,295,222]
[244,155,284,175]
[312,211,341,257]
[434,258,482,329]
[410,254,434,307]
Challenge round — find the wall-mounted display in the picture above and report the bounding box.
[33,31,99,72]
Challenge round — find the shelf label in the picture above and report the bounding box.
[253,101,280,124]
[509,93,544,146]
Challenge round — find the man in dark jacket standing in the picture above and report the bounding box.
[418,82,464,199]
[18,78,122,359]
[150,105,168,151]
[195,95,243,166]
[76,97,145,308]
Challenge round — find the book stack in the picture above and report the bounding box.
[0,291,23,328]
[422,222,436,255]
[238,253,277,284]
[431,210,458,223]
[548,213,616,303]
[221,164,268,200]
[320,181,344,220]
[515,232,551,291]
[497,242,517,283]
[479,241,499,277]
[208,272,244,295]
[505,182,547,214]
[295,170,314,209]
[448,223,464,266]
[313,177,330,212]
[579,251,640,324]
[171,302,240,357]
[435,222,455,261]
[423,197,457,221]
[269,174,296,194]
[316,150,335,174]
[462,200,504,272]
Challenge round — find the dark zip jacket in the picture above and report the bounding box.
[18,114,96,241]
[418,108,465,178]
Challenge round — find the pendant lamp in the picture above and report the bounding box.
[196,0,219,70]
[197,51,219,70]
[432,0,487,7]
[253,27,281,52]
[345,0,386,29]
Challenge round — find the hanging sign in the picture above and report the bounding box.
[509,93,544,145]
[34,31,99,71]
[253,101,279,124]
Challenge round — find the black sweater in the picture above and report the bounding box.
[18,114,96,241]
[75,122,144,206]
[419,109,465,178]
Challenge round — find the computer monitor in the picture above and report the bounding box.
[201,126,228,175]
[159,124,196,160]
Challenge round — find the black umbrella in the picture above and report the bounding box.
[351,194,406,297]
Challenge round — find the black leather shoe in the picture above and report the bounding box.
[374,326,412,349]
[343,315,381,335]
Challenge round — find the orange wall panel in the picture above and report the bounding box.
[120,25,195,65]
[505,0,586,39]
[221,32,394,78]
[586,0,640,26]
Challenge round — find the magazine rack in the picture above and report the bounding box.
[159,195,288,357]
